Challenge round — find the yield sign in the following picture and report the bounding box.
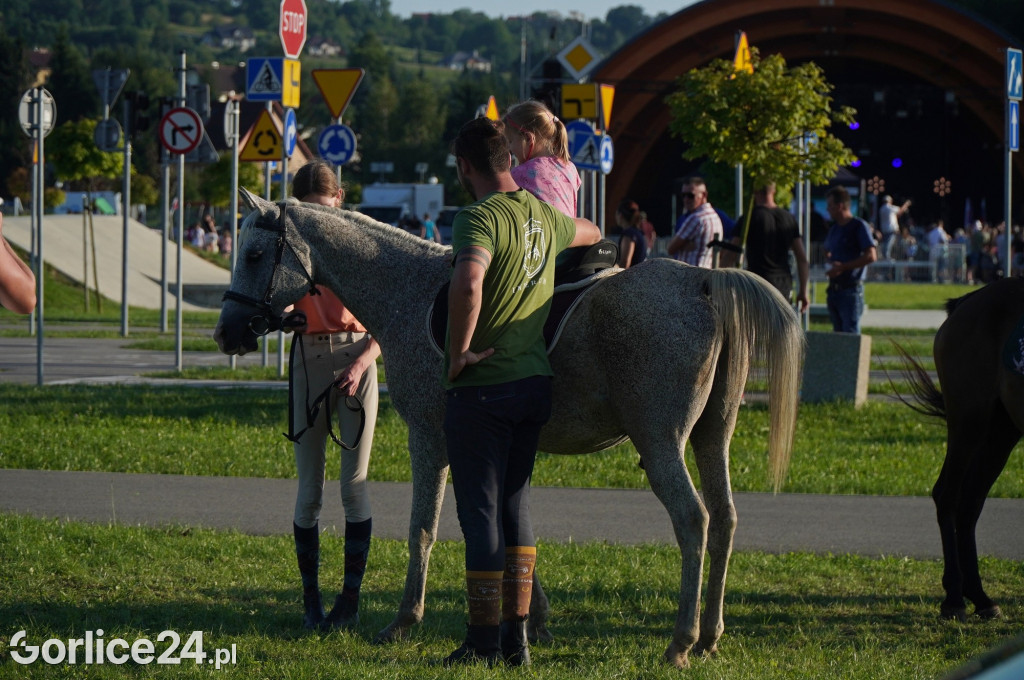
[240,109,282,162]
[312,68,365,118]
[159,107,203,155]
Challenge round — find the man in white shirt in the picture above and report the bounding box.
[667,177,723,268]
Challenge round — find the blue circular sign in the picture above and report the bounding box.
[600,134,614,175]
[284,108,298,157]
[318,124,357,165]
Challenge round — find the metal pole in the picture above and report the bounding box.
[29,130,38,337]
[228,99,240,370]
[175,50,186,372]
[160,159,170,333]
[1005,97,1014,276]
[121,96,131,337]
[278,127,289,377]
[598,172,606,235]
[735,164,743,224]
[262,102,272,368]
[34,89,45,386]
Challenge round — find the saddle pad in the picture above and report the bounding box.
[426,269,619,358]
[1003,311,1024,376]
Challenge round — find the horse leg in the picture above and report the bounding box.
[955,414,1018,619]
[527,572,552,643]
[374,431,448,644]
[638,439,708,669]
[686,383,742,657]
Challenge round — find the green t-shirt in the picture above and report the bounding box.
[443,189,576,389]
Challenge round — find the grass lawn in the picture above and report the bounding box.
[2,513,1021,679]
[2,385,1022,499]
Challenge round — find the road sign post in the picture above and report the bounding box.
[1006,47,1022,275]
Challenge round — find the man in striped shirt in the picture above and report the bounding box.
[668,177,724,268]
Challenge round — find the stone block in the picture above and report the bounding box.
[801,331,872,407]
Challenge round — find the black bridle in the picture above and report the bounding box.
[222,202,365,451]
[221,202,319,336]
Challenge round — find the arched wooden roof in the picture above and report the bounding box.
[593,0,1020,220]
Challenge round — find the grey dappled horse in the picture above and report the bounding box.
[214,191,805,668]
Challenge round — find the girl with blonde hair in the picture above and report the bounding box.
[503,100,581,217]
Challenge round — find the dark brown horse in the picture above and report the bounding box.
[898,277,1024,621]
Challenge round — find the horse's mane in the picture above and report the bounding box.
[239,200,451,258]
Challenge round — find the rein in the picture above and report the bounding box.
[285,332,366,451]
[221,202,319,335]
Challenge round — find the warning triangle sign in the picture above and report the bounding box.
[240,110,282,162]
[484,95,499,121]
[312,68,365,119]
[251,61,283,95]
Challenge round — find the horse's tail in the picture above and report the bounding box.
[892,342,945,420]
[707,269,805,492]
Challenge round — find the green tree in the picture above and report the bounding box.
[48,118,124,195]
[666,50,856,193]
[197,154,263,209]
[0,33,30,191]
[46,25,100,123]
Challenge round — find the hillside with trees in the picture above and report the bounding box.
[0,0,666,209]
[0,0,1020,211]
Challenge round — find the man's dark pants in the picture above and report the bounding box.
[444,375,552,572]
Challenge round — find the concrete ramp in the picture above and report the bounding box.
[3,215,231,311]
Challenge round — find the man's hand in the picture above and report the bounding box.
[447,347,495,382]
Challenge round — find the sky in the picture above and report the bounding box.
[386,0,698,22]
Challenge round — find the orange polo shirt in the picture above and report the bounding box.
[292,287,366,335]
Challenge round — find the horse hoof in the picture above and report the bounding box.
[527,621,553,644]
[372,624,408,645]
[663,644,691,669]
[693,641,718,658]
[975,605,1002,620]
[939,606,968,622]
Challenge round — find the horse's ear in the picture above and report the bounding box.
[239,186,267,213]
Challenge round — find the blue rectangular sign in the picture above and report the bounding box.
[246,57,284,102]
[1009,48,1023,101]
[1010,100,1020,152]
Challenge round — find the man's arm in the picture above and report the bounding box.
[826,246,877,279]
[447,245,495,382]
[0,215,37,314]
[570,218,601,247]
[790,237,810,312]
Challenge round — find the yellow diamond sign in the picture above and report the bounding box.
[556,36,601,81]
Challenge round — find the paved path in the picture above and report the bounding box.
[2,469,1022,560]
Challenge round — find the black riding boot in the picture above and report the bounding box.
[443,625,500,667]
[500,617,531,667]
[293,522,324,630]
[323,518,371,631]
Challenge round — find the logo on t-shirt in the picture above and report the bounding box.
[523,218,546,278]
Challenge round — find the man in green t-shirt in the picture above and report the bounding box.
[442,117,600,667]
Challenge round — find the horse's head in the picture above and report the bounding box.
[214,188,317,356]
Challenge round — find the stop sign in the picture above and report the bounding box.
[279,0,307,59]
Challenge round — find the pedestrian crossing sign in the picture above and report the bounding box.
[247,57,284,102]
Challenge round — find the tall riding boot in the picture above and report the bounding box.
[293,522,324,630]
[501,546,536,666]
[324,518,371,631]
[442,571,502,666]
